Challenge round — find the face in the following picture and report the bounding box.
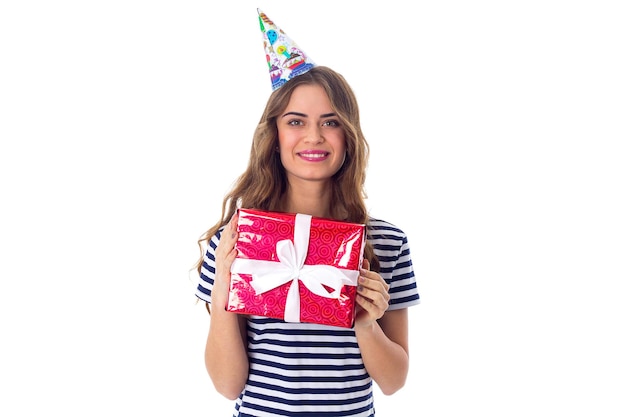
[277,84,346,185]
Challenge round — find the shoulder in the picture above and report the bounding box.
[366,217,409,244]
[367,216,419,307]
[206,226,226,251]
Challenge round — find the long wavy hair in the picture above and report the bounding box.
[195,66,379,273]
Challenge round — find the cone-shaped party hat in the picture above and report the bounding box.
[257,8,316,91]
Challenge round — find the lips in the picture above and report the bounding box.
[297,150,329,161]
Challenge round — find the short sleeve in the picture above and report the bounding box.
[368,218,420,310]
[195,228,224,305]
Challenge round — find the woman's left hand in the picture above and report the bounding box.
[354,259,391,328]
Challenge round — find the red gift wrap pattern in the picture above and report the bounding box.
[227,208,366,328]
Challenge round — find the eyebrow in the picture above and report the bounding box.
[281,111,337,119]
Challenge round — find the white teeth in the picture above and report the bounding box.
[300,153,326,158]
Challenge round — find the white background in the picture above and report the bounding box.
[1,1,625,416]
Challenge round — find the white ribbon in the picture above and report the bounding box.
[230,213,359,323]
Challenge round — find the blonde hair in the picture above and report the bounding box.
[195,66,379,273]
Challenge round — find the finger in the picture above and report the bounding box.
[366,270,388,292]
[228,213,239,238]
[380,279,391,301]
[356,294,388,320]
[222,249,238,274]
[357,284,389,307]
[216,221,239,259]
[358,271,387,293]
[362,258,370,271]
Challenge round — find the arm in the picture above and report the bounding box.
[354,259,410,395]
[204,214,249,400]
[354,309,410,395]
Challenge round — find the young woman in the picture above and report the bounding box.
[195,65,420,416]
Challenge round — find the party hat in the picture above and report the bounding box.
[257,8,316,91]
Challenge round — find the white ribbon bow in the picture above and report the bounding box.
[230,213,359,323]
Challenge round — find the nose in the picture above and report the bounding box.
[304,124,324,144]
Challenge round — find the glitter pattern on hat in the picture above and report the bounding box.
[258,8,316,91]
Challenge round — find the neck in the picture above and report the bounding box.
[283,179,332,218]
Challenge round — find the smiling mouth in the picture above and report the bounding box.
[298,152,329,159]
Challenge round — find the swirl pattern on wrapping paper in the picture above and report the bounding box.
[305,224,334,265]
[261,217,278,233]
[237,212,294,261]
[275,221,293,240]
[333,304,349,324]
[254,281,292,320]
[333,226,365,267]
[228,275,292,319]
[320,301,342,327]
[301,295,321,319]
[305,218,364,269]
[227,273,256,314]
[335,287,357,322]
[299,286,356,328]
[313,243,333,261]
[257,290,284,319]
[341,285,358,301]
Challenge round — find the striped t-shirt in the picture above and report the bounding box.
[196,217,420,416]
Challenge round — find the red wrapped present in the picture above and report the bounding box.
[227,208,366,328]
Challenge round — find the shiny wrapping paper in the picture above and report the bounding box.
[227,208,366,328]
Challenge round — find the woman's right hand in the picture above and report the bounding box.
[212,212,239,305]
[205,211,249,399]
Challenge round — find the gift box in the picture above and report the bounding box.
[227,208,366,328]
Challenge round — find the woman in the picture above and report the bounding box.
[195,64,420,416]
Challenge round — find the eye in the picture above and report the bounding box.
[322,119,340,127]
[287,119,304,126]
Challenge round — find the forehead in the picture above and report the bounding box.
[285,84,332,112]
